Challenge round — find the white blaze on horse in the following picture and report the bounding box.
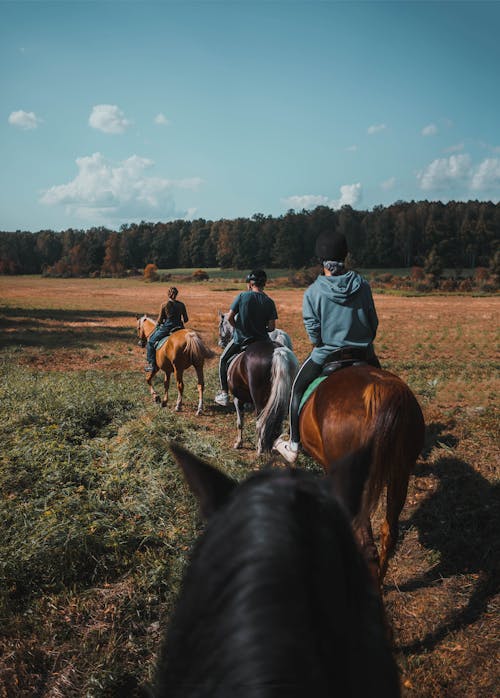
[136,315,215,415]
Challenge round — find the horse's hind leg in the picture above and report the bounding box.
[355,517,381,591]
[194,363,204,416]
[233,397,244,449]
[379,470,410,584]
[174,368,184,412]
[160,371,171,408]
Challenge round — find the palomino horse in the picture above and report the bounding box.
[299,363,425,587]
[218,314,299,454]
[150,443,400,697]
[137,315,215,415]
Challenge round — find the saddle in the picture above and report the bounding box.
[321,346,369,376]
[153,326,184,350]
[300,347,369,412]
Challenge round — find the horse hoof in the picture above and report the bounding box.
[153,395,161,404]
[233,441,242,450]
[196,409,202,416]
[175,406,182,412]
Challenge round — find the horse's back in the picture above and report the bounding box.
[301,364,424,466]
[228,340,275,405]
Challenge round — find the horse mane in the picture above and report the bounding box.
[153,466,400,697]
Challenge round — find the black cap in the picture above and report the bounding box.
[314,232,348,262]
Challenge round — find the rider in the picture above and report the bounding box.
[215,269,278,406]
[273,231,380,464]
[145,286,188,372]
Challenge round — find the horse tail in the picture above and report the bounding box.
[256,347,299,452]
[184,331,216,362]
[359,378,424,520]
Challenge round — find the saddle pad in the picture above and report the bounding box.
[299,376,327,413]
[155,336,170,351]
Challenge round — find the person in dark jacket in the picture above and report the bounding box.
[145,287,188,372]
[273,231,380,463]
[215,270,278,406]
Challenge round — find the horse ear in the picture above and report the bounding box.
[218,309,223,318]
[328,444,372,518]
[170,443,237,519]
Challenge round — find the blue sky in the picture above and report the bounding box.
[1,0,499,232]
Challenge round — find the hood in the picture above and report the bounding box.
[316,271,362,303]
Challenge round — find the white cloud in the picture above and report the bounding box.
[282,184,362,211]
[8,110,41,130]
[417,154,471,191]
[470,158,500,191]
[334,183,362,208]
[154,112,170,126]
[367,123,386,135]
[443,142,464,153]
[346,144,358,152]
[421,123,438,136]
[40,152,202,224]
[381,177,396,191]
[281,194,330,210]
[89,104,131,134]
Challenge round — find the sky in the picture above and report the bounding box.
[1,0,500,232]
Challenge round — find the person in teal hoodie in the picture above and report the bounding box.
[273,231,380,464]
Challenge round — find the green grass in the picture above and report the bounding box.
[0,357,254,695]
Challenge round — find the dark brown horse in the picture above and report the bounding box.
[299,364,425,587]
[218,314,299,453]
[137,315,215,415]
[150,443,400,697]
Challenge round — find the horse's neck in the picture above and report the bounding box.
[143,317,156,338]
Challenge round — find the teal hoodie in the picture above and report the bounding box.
[302,271,378,364]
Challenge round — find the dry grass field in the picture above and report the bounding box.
[0,275,498,697]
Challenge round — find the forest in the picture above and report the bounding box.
[0,200,498,277]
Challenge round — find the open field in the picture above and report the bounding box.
[0,276,499,696]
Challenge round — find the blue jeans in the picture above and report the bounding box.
[146,325,171,366]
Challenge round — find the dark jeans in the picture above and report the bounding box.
[289,348,381,443]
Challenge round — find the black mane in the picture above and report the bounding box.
[153,463,400,697]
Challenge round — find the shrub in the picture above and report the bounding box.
[289,267,317,287]
[144,263,159,282]
[192,269,209,281]
[411,266,425,281]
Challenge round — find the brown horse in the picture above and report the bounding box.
[137,315,215,415]
[299,364,425,587]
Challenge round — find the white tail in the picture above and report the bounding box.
[256,346,299,452]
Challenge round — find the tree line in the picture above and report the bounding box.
[0,200,498,276]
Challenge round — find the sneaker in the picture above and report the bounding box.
[273,437,299,464]
[214,391,229,406]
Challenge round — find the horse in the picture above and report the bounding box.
[136,315,215,415]
[299,362,425,587]
[217,313,299,454]
[150,443,401,697]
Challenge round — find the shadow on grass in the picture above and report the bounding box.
[398,451,499,654]
[0,307,140,349]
